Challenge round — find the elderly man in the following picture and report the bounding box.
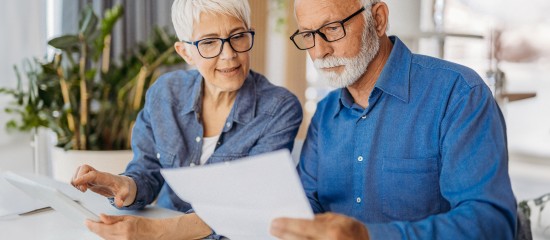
[271,0,517,239]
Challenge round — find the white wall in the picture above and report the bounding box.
[0,0,48,173]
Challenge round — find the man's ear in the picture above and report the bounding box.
[372,2,389,37]
[174,42,195,65]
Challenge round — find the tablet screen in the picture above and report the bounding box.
[3,172,100,224]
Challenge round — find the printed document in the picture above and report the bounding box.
[161,150,314,240]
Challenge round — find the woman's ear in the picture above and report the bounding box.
[174,42,195,65]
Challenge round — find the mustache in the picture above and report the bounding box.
[313,56,354,69]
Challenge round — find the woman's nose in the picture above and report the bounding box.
[219,41,237,59]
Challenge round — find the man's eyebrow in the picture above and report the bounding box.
[297,18,332,32]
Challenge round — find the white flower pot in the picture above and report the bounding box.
[51,147,133,183]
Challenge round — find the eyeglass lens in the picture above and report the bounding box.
[197,32,254,58]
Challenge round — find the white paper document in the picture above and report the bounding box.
[160,150,314,239]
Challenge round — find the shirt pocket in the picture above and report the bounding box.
[381,157,440,221]
[155,145,176,168]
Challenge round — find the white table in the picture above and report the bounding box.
[0,173,183,240]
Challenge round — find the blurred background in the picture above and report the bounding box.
[1,0,549,236]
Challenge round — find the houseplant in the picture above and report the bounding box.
[0,5,183,180]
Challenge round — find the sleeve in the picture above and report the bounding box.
[366,84,517,239]
[115,88,165,210]
[297,107,324,213]
[248,94,303,155]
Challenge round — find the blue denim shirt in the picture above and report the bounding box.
[298,37,517,239]
[120,69,302,214]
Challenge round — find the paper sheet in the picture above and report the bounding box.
[161,150,314,239]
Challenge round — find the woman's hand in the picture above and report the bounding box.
[71,164,137,207]
[270,212,370,240]
[86,213,213,240]
[86,214,163,240]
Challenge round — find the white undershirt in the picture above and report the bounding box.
[200,135,219,165]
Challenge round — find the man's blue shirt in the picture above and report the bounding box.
[298,36,516,239]
[120,69,302,213]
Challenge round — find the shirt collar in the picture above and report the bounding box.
[333,36,412,117]
[182,71,203,115]
[182,70,257,125]
[229,71,257,125]
[374,36,411,104]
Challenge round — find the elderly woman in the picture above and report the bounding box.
[70,0,302,239]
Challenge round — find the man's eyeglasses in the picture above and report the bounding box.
[182,30,255,59]
[290,7,365,50]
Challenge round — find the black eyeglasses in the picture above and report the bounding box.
[182,30,255,59]
[290,7,365,50]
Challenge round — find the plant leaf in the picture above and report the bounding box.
[79,5,98,38]
[48,35,80,50]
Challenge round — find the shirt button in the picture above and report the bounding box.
[195,136,201,142]
[156,153,161,159]
[226,122,231,128]
[361,115,367,119]
[357,156,363,162]
[356,197,362,203]
[190,163,196,167]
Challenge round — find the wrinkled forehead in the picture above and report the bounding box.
[294,0,361,31]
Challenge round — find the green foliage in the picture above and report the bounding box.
[0,5,183,150]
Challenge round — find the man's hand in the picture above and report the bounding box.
[270,212,370,240]
[71,164,137,207]
[86,213,212,240]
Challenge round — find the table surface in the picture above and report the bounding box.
[0,173,182,240]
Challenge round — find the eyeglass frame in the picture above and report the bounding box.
[182,30,256,59]
[289,6,366,50]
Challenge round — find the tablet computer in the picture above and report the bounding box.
[3,172,100,223]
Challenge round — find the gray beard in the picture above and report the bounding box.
[314,19,380,88]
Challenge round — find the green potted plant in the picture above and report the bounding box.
[0,5,183,181]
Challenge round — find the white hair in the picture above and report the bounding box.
[360,0,382,25]
[361,0,381,6]
[171,0,251,41]
[294,0,383,31]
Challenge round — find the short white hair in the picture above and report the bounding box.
[171,0,251,41]
[294,0,382,23]
[361,0,381,6]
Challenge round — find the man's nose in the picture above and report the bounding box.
[311,35,333,59]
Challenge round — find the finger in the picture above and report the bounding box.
[72,165,95,185]
[271,217,322,239]
[74,171,102,192]
[114,185,129,207]
[86,219,110,238]
[70,165,82,187]
[114,197,125,208]
[86,218,121,240]
[99,214,126,225]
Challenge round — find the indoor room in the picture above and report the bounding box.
[1,0,549,239]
